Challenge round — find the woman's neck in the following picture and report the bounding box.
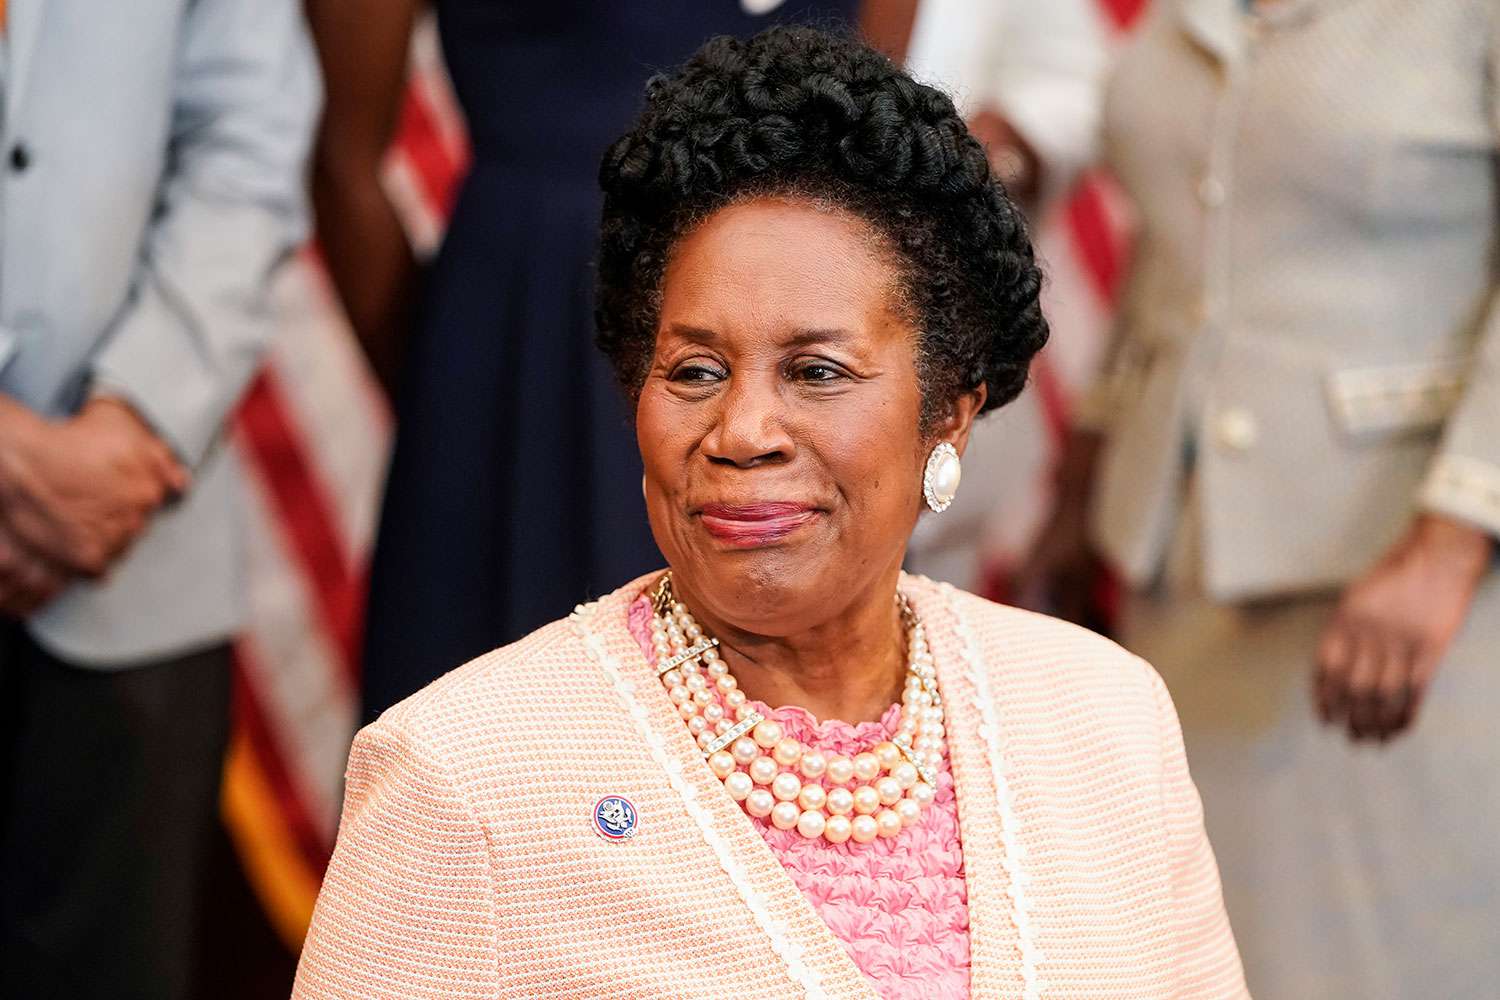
[670,570,908,726]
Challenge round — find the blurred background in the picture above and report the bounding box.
[6,0,1496,997]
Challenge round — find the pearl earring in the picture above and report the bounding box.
[922,443,961,513]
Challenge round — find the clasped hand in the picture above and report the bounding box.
[0,397,188,616]
[1315,513,1491,742]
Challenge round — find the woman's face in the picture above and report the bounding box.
[637,196,974,635]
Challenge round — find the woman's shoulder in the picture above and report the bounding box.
[371,615,586,751]
[907,574,1169,732]
[360,573,659,776]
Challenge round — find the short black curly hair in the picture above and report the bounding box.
[595,25,1047,429]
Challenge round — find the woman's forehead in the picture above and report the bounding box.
[660,197,904,339]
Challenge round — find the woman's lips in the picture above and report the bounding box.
[698,502,819,547]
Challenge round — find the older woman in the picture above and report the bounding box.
[292,27,1245,999]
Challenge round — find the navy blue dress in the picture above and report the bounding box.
[363,1,859,720]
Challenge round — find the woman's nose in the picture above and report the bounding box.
[701,376,795,468]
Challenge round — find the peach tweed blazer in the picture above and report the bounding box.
[292,573,1247,999]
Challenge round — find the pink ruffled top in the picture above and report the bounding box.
[628,596,971,999]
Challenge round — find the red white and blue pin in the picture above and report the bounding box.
[591,795,639,841]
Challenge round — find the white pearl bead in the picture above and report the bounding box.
[851,814,879,844]
[726,690,747,708]
[745,789,775,818]
[688,716,708,735]
[852,785,880,815]
[895,797,921,827]
[731,737,759,766]
[873,741,901,771]
[715,674,736,692]
[772,738,802,767]
[735,704,756,721]
[770,772,802,802]
[799,751,827,780]
[892,761,918,789]
[707,661,729,678]
[708,751,736,779]
[678,703,699,720]
[692,689,714,707]
[684,623,703,640]
[715,718,734,735]
[661,669,682,688]
[703,703,725,723]
[752,720,783,749]
[770,801,800,830]
[697,730,717,750]
[825,756,854,785]
[797,784,827,812]
[749,756,778,785]
[826,787,855,816]
[876,776,903,806]
[852,753,880,782]
[685,673,707,691]
[668,686,691,705]
[823,814,853,844]
[724,772,754,801]
[796,810,826,839]
[911,781,936,807]
[875,808,903,839]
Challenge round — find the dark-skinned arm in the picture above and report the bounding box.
[305,0,423,397]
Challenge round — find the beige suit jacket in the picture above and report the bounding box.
[292,574,1245,998]
[1086,0,1500,599]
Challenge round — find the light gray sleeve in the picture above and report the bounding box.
[90,0,322,467]
[1418,12,1500,538]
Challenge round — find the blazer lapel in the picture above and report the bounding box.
[906,576,1029,998]
[586,578,879,1000]
[4,0,47,128]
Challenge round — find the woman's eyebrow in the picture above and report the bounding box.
[782,327,855,348]
[661,322,721,345]
[660,324,856,348]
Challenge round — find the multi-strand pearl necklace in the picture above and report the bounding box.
[649,573,946,845]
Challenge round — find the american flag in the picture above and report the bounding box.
[222,1,1144,950]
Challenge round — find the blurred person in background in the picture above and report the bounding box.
[308,0,924,724]
[905,0,1106,209]
[0,1,319,997]
[901,0,1109,594]
[1021,1,1500,995]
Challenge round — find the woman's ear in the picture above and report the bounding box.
[939,384,987,457]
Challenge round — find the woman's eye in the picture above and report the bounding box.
[793,361,846,382]
[672,363,725,383]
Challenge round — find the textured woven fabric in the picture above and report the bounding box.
[627,595,971,998]
[292,573,1247,999]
